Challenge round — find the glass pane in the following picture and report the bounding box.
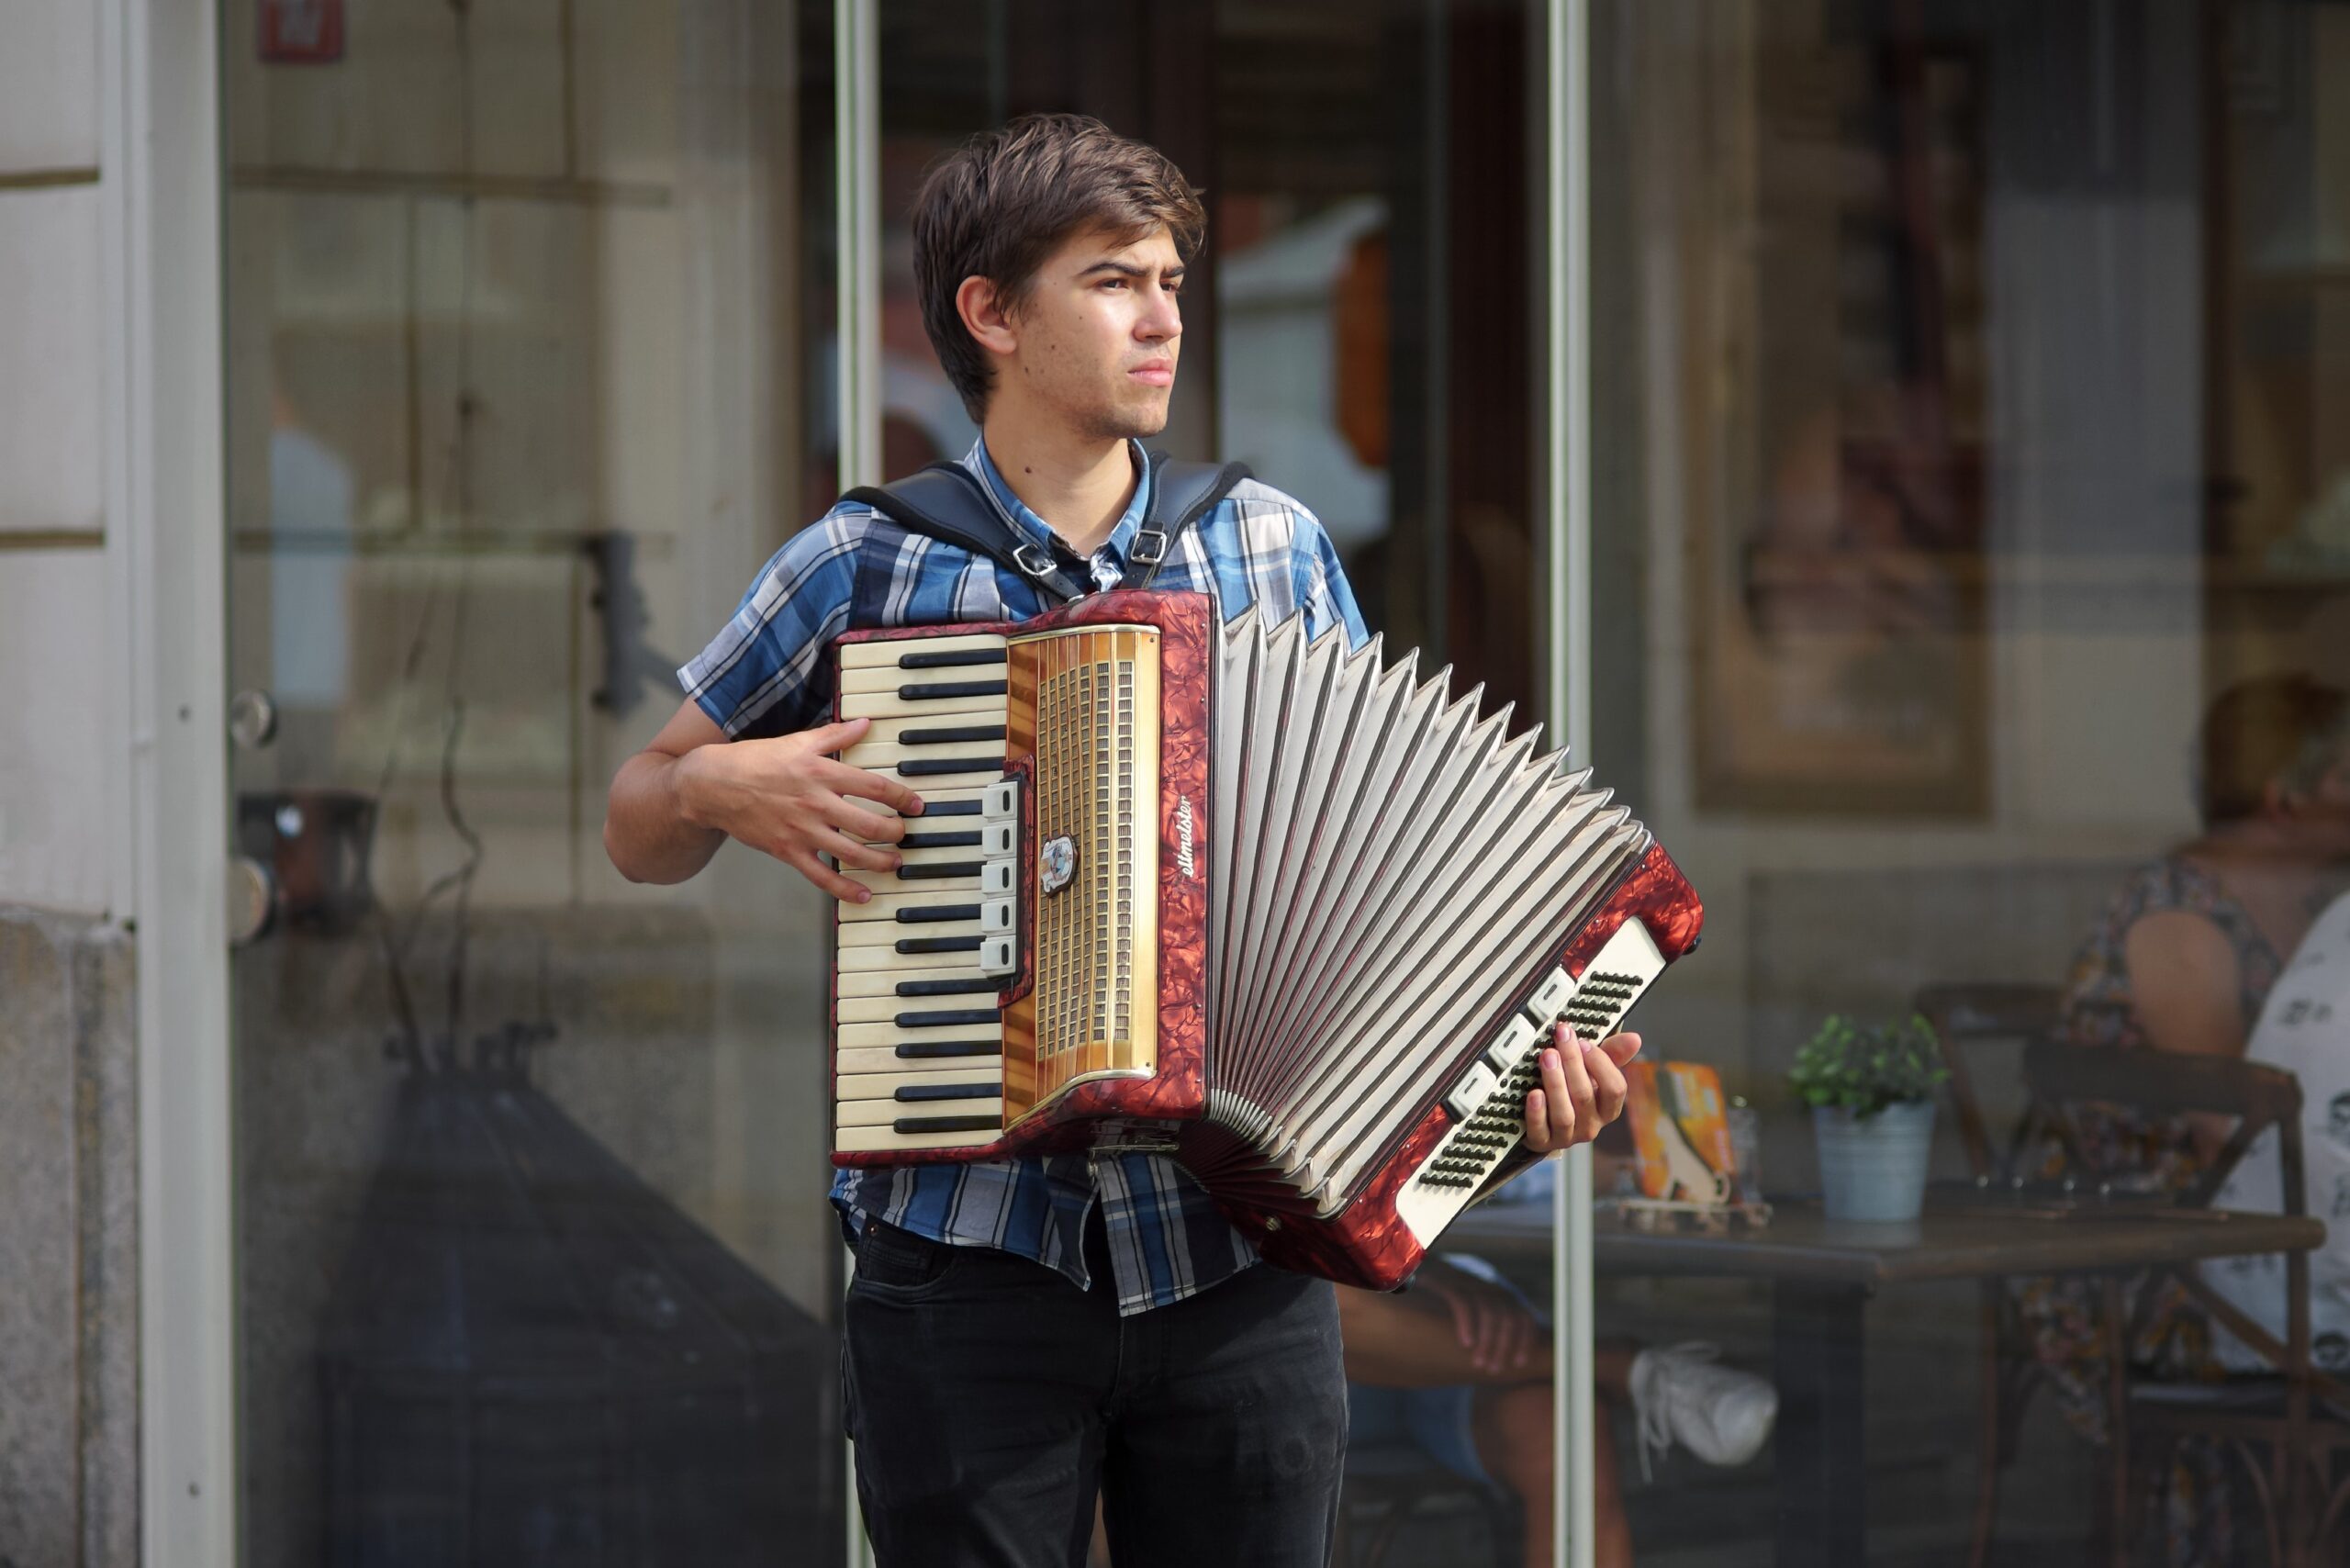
[872,5,1556,1565]
[1593,1,2350,1563]
[222,3,845,1562]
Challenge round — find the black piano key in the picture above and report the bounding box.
[914,799,983,817]
[896,977,1001,997]
[897,679,1007,700]
[900,724,1006,745]
[893,1007,1002,1029]
[895,934,984,954]
[899,756,1004,778]
[892,1114,1000,1134]
[898,861,983,880]
[899,830,982,850]
[893,1040,1002,1059]
[899,648,1009,669]
[894,1081,1001,1103]
[896,902,981,924]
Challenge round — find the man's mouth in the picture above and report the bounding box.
[1129,363,1175,387]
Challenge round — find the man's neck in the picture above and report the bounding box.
[979,412,1138,557]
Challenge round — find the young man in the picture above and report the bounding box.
[605,114,1640,1568]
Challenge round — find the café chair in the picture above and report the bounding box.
[2019,1037,2350,1568]
[1913,983,2066,1568]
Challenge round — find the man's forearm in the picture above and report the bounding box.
[604,749,728,884]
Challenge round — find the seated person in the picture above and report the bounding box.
[2018,674,2350,1553]
[2203,884,2350,1378]
[1337,1222,1776,1568]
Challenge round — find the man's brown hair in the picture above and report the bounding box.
[912,114,1206,421]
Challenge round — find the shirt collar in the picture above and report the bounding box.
[961,436,1154,574]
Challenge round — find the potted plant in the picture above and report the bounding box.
[1787,1014,1949,1223]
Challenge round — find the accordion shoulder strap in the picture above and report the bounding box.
[1121,453,1252,590]
[840,449,1253,602]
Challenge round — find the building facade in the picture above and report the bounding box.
[6,3,2349,1566]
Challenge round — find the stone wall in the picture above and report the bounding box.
[0,909,138,1568]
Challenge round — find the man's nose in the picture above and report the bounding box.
[1138,288,1181,342]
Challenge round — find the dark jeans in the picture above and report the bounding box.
[842,1216,1347,1568]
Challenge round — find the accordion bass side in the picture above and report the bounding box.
[827,589,1702,1289]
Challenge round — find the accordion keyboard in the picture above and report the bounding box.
[832,633,1023,1154]
[1392,915,1669,1245]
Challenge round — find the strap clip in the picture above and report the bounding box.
[1011,541,1061,579]
[1129,527,1169,567]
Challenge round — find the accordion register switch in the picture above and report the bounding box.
[826,589,1703,1291]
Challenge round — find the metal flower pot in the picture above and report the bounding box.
[1812,1100,1936,1223]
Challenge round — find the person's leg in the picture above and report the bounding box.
[1469,1380,1635,1568]
[1098,1261,1348,1568]
[843,1220,1115,1568]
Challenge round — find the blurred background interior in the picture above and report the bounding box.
[8,1,2350,1565]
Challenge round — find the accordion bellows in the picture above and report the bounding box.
[828,590,1701,1289]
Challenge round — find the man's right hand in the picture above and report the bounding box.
[605,700,928,895]
[677,715,928,902]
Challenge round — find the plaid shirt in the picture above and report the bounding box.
[681,436,1369,1314]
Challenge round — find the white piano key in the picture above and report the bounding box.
[838,1095,1005,1128]
[836,1069,1005,1101]
[845,713,1013,749]
[844,865,979,896]
[838,917,986,948]
[838,632,1008,669]
[836,1043,1004,1075]
[838,664,1012,697]
[837,937,986,973]
[836,886,989,923]
[838,1002,1002,1035]
[840,740,1010,771]
[835,689,1010,722]
[836,962,989,1000]
[834,1123,1002,1155]
[836,1018,1004,1051]
[841,786,989,823]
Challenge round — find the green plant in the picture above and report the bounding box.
[1786,1014,1949,1119]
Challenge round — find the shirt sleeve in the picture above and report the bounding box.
[676,508,867,740]
[1294,508,1371,650]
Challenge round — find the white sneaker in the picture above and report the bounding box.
[1627,1342,1778,1481]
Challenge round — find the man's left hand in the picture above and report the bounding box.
[1521,1024,1641,1155]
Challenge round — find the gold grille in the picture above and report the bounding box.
[1002,626,1160,1119]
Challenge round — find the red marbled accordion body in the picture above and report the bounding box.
[826,591,1704,1288]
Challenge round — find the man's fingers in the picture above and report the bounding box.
[818,759,927,817]
[826,794,908,845]
[1598,1030,1643,1068]
[1522,1087,1553,1154]
[1587,1036,1629,1126]
[806,823,901,873]
[796,716,873,755]
[1548,1036,1601,1146]
[781,848,872,902]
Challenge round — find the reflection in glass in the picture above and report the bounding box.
[1593,1,2350,1563]
[224,3,844,1562]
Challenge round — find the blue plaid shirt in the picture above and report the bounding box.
[680,436,1370,1314]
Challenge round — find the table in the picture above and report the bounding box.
[1438,1193,2325,1568]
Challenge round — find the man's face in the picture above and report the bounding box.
[997,225,1182,440]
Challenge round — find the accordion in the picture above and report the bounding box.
[827,590,1701,1289]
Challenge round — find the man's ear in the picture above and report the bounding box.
[955,275,1019,358]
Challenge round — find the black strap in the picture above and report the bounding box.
[842,451,1252,603]
[1120,452,1252,590]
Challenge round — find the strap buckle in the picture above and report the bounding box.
[1011,541,1060,579]
[1129,527,1169,567]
